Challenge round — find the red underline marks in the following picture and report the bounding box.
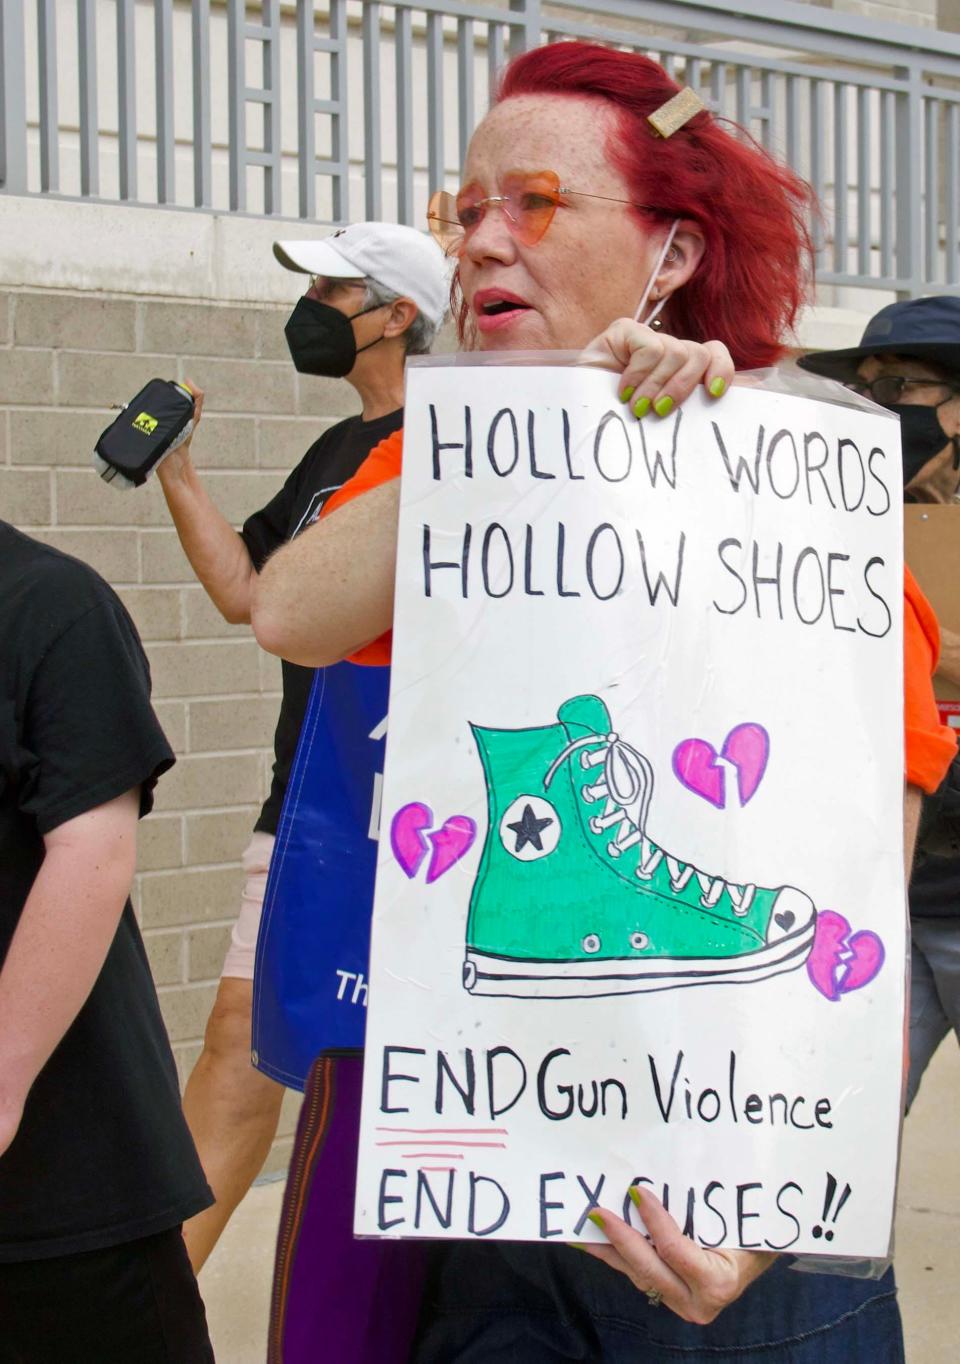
[375,1140,507,1148]
[375,1127,509,1135]
[401,1153,464,1160]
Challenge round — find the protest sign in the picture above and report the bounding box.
[355,357,904,1256]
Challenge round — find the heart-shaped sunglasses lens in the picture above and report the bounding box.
[427,172,564,256]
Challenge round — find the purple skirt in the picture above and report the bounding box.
[268,1053,427,1364]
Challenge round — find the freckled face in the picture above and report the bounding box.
[458,95,667,351]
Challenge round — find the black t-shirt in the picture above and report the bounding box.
[910,852,960,919]
[241,409,403,834]
[0,524,212,1261]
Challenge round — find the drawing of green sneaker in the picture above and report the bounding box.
[463,694,816,997]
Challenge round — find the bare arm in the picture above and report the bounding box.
[0,790,140,1157]
[155,386,256,624]
[251,477,401,666]
[935,625,960,691]
[905,781,922,877]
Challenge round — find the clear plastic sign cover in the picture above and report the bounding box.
[354,356,904,1258]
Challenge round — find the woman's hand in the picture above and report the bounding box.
[576,1186,775,1326]
[580,319,734,418]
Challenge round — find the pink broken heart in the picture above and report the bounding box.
[672,723,770,809]
[391,803,477,883]
[807,909,885,1002]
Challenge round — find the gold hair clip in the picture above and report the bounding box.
[648,86,705,138]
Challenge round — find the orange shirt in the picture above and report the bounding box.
[322,428,957,794]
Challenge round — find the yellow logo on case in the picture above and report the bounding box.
[132,412,158,435]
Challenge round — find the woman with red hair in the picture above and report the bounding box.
[254,41,943,1364]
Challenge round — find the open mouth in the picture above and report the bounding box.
[481,299,530,317]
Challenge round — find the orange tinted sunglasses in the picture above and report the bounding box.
[427,170,651,257]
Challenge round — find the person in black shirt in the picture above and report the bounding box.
[0,523,214,1363]
[155,222,447,1271]
[800,295,960,1107]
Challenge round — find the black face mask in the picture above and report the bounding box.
[284,295,385,377]
[889,402,958,488]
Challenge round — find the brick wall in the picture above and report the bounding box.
[0,286,365,1174]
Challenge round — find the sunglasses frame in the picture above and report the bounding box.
[427,170,653,256]
[845,375,960,407]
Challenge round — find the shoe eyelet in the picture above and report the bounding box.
[582,933,601,954]
[629,931,649,951]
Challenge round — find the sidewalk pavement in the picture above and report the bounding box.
[200,1039,960,1363]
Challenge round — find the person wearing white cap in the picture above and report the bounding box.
[154,222,447,1273]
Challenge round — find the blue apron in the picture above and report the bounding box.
[252,661,389,1088]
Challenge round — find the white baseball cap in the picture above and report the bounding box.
[273,223,449,328]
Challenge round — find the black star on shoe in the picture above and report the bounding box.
[507,803,554,853]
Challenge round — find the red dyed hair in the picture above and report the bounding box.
[456,41,815,370]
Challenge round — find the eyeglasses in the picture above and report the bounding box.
[427,170,651,257]
[845,375,960,407]
[307,275,366,298]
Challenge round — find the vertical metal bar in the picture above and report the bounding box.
[395,6,414,225]
[924,97,940,285]
[809,78,825,261]
[833,83,848,276]
[880,88,895,279]
[687,57,702,100]
[947,103,959,286]
[297,0,315,219]
[488,23,505,106]
[37,0,60,192]
[426,12,444,196]
[329,0,347,223]
[735,65,751,129]
[856,85,871,278]
[457,19,474,171]
[363,1,382,219]
[709,62,726,117]
[116,0,136,200]
[760,70,773,150]
[227,0,244,211]
[155,0,175,203]
[661,53,676,80]
[0,0,27,191]
[77,0,99,196]
[785,74,799,171]
[192,0,212,208]
[895,65,924,296]
[262,0,281,216]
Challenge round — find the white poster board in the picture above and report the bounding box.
[355,358,904,1258]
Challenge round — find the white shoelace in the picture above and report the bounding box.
[544,731,754,916]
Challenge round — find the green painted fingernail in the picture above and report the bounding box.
[587,1211,605,1230]
[620,385,635,403]
[632,395,651,419]
[629,1186,643,1208]
[709,377,726,398]
[654,395,674,418]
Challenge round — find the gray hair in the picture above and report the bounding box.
[362,276,441,356]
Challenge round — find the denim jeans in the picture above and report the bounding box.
[411,1242,904,1363]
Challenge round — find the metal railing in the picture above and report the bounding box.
[1,0,959,297]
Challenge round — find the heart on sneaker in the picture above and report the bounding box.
[672,723,770,809]
[806,909,886,1002]
[391,802,477,883]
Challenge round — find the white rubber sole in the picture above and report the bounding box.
[463,909,817,998]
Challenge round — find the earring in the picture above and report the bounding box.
[650,317,664,330]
